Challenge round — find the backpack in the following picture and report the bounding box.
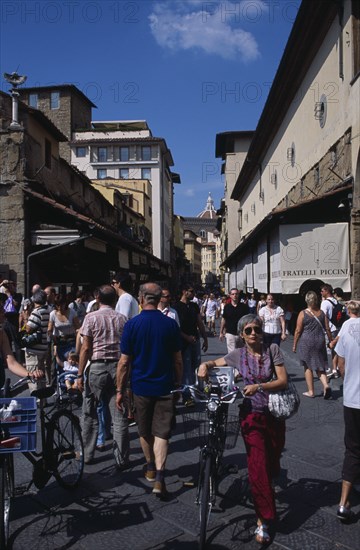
[326,299,349,328]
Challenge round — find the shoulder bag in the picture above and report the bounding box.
[267,348,300,420]
[306,308,326,335]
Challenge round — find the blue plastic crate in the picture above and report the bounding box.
[0,397,37,452]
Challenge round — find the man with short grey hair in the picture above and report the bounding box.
[117,282,182,498]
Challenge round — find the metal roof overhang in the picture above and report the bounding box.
[23,187,170,270]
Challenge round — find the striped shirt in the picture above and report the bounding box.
[26,305,50,352]
[81,305,126,361]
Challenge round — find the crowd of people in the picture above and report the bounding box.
[0,277,359,544]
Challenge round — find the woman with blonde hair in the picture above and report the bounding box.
[293,290,332,398]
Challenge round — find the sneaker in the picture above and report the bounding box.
[337,505,354,522]
[144,468,156,482]
[254,523,271,544]
[152,480,167,498]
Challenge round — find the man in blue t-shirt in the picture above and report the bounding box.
[116,282,183,498]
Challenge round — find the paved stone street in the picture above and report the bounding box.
[7,332,360,549]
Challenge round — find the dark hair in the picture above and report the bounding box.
[54,294,67,308]
[181,283,194,292]
[32,289,47,306]
[321,284,333,294]
[333,287,344,298]
[113,273,133,293]
[98,285,117,306]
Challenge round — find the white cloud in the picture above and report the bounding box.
[184,189,196,197]
[149,1,267,61]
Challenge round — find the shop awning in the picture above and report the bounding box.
[270,223,350,294]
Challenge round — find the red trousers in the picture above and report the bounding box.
[241,411,285,521]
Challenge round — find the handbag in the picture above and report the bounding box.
[268,375,300,420]
[267,347,300,420]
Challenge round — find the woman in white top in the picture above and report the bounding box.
[259,294,286,346]
[48,294,80,363]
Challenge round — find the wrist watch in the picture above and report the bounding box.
[257,384,264,393]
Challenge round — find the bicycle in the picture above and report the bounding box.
[173,366,243,550]
[0,377,84,548]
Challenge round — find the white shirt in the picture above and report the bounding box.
[259,306,284,334]
[159,306,180,326]
[205,299,218,317]
[115,292,139,320]
[335,317,360,409]
[86,299,97,313]
[320,297,337,333]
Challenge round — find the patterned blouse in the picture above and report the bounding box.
[225,344,284,413]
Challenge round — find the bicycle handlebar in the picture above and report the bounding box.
[171,384,244,403]
[1,376,36,398]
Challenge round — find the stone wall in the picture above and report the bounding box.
[0,131,26,292]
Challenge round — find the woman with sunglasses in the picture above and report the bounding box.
[198,314,288,545]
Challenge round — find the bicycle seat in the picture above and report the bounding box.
[31,387,56,400]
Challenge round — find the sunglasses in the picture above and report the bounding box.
[244,326,262,335]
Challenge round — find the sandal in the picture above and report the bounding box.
[254,523,271,544]
[302,391,315,398]
[324,387,332,400]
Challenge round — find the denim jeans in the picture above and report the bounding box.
[263,333,281,346]
[181,340,201,400]
[82,360,129,465]
[96,398,112,446]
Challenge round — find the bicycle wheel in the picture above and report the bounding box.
[0,454,14,549]
[199,454,213,550]
[47,410,84,489]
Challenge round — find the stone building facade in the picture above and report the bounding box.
[18,85,94,163]
[0,91,171,294]
[220,0,360,299]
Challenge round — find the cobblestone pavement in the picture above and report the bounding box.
[6,330,360,549]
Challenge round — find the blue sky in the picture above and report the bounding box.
[1,0,301,216]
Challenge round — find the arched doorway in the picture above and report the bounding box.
[299,278,325,298]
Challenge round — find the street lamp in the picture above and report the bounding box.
[4,71,27,129]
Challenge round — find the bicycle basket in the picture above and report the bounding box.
[182,411,240,450]
[0,397,37,453]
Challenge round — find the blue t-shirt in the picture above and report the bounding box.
[120,309,182,396]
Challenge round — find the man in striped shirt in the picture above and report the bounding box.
[25,289,50,392]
